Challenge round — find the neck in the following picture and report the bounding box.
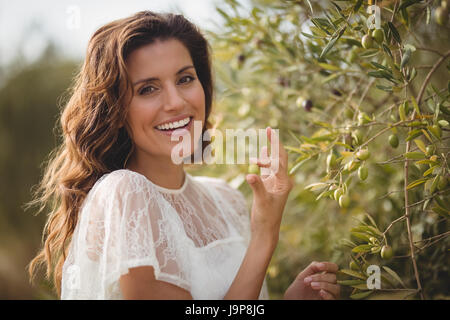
[125,150,186,190]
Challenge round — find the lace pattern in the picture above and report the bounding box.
[61,169,269,299]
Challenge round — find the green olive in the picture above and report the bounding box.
[248,164,260,174]
[389,134,399,148]
[334,188,344,201]
[339,194,350,208]
[430,124,442,139]
[327,152,337,169]
[380,245,393,260]
[352,130,364,145]
[358,166,368,181]
[356,149,370,161]
[361,34,374,49]
[371,28,384,44]
[425,145,435,157]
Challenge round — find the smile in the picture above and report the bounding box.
[155,116,193,134]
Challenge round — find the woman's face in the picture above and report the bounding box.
[125,38,206,162]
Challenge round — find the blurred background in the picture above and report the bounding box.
[0,0,449,299]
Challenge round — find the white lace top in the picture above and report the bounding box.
[61,169,269,300]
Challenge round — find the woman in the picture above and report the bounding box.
[27,11,340,300]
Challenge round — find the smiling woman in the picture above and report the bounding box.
[26,10,340,301]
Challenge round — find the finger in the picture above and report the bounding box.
[246,174,266,196]
[310,281,340,298]
[304,272,337,285]
[319,289,336,300]
[249,157,271,168]
[266,127,288,175]
[300,261,339,278]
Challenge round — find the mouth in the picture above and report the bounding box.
[154,116,193,136]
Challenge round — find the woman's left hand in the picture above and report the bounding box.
[283,261,340,300]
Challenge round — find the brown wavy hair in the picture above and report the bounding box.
[26,11,214,297]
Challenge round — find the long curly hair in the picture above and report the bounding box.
[26,11,214,297]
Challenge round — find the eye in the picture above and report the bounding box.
[139,85,157,95]
[179,75,195,84]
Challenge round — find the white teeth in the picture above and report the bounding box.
[156,117,190,130]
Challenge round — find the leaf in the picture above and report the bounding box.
[339,269,366,280]
[337,279,366,286]
[318,62,341,71]
[350,291,373,299]
[388,22,401,44]
[404,152,425,160]
[411,96,421,116]
[423,166,438,177]
[405,129,423,141]
[321,71,343,84]
[289,157,310,175]
[370,61,391,71]
[353,0,363,13]
[382,44,393,59]
[287,129,302,145]
[351,232,372,242]
[426,6,431,24]
[421,129,433,143]
[365,213,378,228]
[400,48,411,69]
[316,189,334,201]
[319,27,346,59]
[352,244,373,253]
[407,178,428,189]
[382,266,406,288]
[376,85,393,92]
[304,182,329,191]
[414,139,426,154]
[432,206,450,218]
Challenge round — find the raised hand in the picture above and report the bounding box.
[246,127,293,243]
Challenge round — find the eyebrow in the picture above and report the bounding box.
[132,65,195,87]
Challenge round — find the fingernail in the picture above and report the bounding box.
[304,277,312,284]
[318,263,325,268]
[311,282,320,289]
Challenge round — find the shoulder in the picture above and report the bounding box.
[85,169,154,211]
[92,169,150,195]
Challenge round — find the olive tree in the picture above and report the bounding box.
[207,0,449,299]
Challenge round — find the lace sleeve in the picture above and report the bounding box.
[62,170,191,299]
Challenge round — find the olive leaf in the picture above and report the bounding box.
[387,22,401,44]
[319,27,346,59]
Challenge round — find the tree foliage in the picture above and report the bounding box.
[207,0,449,299]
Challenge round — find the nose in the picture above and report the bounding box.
[162,82,185,112]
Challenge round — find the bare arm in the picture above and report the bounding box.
[120,128,292,300]
[120,266,193,299]
[119,234,276,300]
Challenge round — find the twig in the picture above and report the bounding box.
[416,50,450,105]
[403,188,450,209]
[415,47,445,57]
[383,215,406,236]
[402,49,450,300]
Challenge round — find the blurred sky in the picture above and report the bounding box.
[0,0,234,65]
